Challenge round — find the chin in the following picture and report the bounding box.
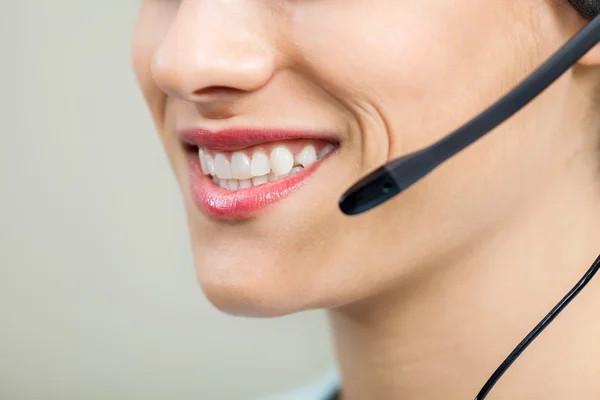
[192,248,320,318]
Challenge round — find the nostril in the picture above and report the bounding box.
[190,86,246,119]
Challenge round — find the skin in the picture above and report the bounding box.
[133,1,600,398]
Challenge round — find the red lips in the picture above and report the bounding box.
[179,127,336,151]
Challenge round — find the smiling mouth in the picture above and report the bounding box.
[179,128,339,219]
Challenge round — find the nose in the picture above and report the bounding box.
[151,1,277,104]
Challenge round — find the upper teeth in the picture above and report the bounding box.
[296,145,318,168]
[198,144,333,186]
[231,152,252,179]
[250,151,270,176]
[214,153,232,179]
[270,146,295,176]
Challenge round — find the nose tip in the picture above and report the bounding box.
[150,9,277,105]
[152,51,275,102]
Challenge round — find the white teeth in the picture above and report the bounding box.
[231,152,252,179]
[214,153,233,179]
[319,144,335,159]
[227,179,239,190]
[252,175,269,186]
[199,148,209,175]
[239,179,252,189]
[270,146,294,176]
[205,143,334,189]
[206,154,216,176]
[250,151,271,176]
[295,145,317,168]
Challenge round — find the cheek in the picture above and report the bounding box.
[290,1,536,156]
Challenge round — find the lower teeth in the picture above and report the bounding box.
[212,166,304,190]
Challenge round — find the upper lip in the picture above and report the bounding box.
[178,127,338,151]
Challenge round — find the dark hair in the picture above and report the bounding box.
[568,0,600,18]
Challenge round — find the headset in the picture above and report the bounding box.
[338,12,600,400]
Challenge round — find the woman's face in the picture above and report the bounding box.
[133,0,586,316]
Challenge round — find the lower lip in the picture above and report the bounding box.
[187,152,324,219]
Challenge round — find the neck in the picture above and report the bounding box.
[328,158,600,400]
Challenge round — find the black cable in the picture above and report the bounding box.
[474,254,600,399]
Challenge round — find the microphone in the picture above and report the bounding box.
[339,15,600,216]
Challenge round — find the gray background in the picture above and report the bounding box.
[0,2,334,399]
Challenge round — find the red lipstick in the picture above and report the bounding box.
[179,127,336,151]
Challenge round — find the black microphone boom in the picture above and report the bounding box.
[339,15,600,216]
